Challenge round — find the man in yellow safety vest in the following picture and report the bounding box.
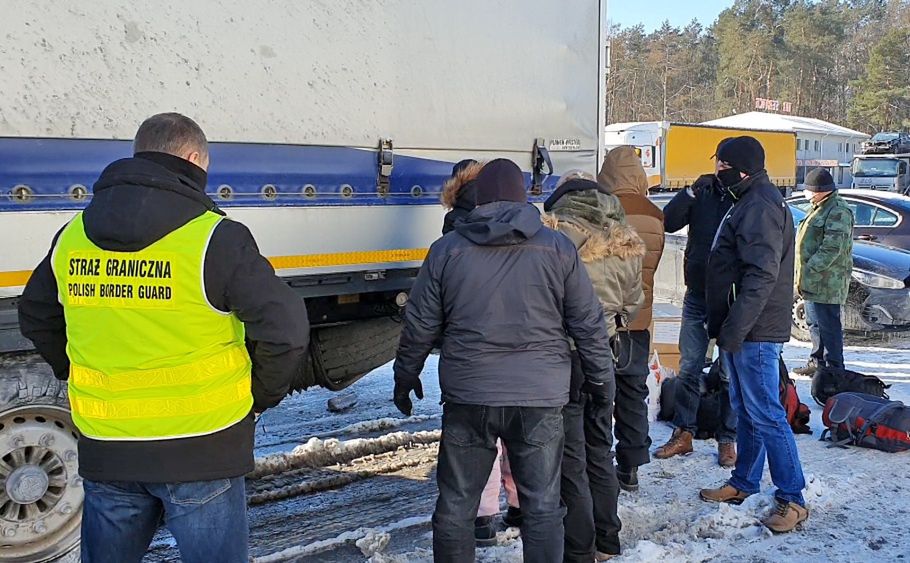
[18,113,309,562]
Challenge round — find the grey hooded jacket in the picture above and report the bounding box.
[393,201,614,407]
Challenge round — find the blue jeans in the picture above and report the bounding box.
[433,403,565,563]
[805,301,844,369]
[674,290,736,442]
[723,343,806,506]
[81,477,248,563]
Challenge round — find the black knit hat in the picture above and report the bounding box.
[474,159,527,205]
[716,136,765,175]
[804,168,836,192]
[543,178,608,211]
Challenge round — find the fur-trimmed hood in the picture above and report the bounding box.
[441,161,484,209]
[542,188,646,262]
[542,212,646,263]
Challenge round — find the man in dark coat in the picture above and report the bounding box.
[393,159,614,563]
[698,137,808,534]
[655,139,737,467]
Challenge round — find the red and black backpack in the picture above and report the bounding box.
[779,358,812,434]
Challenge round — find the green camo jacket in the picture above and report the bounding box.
[795,193,854,305]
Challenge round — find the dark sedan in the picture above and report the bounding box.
[651,193,910,340]
[861,132,910,155]
[787,190,910,249]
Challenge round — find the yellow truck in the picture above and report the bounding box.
[603,122,797,191]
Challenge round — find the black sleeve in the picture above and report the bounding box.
[204,220,310,411]
[561,245,614,387]
[392,245,444,383]
[718,203,785,352]
[663,187,696,233]
[18,232,70,380]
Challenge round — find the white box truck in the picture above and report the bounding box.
[0,1,608,559]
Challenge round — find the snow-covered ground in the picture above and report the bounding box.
[143,335,910,563]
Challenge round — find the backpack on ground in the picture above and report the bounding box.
[821,392,910,453]
[779,358,812,435]
[658,360,723,438]
[811,366,890,407]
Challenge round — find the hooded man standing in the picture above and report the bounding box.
[598,146,664,492]
[393,159,614,563]
[699,137,808,534]
[543,172,644,561]
[793,168,854,375]
[18,113,309,562]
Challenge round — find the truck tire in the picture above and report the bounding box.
[791,296,811,342]
[0,355,82,563]
[302,318,403,392]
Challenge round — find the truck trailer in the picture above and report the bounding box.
[0,1,609,560]
[603,121,797,192]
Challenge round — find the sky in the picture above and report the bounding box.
[608,0,732,31]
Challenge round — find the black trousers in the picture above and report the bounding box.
[433,403,566,563]
[613,329,652,470]
[562,387,622,561]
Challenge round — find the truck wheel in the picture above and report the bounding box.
[791,297,811,342]
[0,357,81,563]
[304,318,403,392]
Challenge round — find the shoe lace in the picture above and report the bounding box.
[774,501,790,517]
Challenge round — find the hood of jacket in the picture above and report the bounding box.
[542,190,646,263]
[441,161,483,210]
[82,152,220,252]
[455,201,542,246]
[598,146,650,197]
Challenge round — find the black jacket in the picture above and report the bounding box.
[394,201,613,407]
[663,174,733,296]
[18,152,309,482]
[706,171,795,352]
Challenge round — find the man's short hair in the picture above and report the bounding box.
[134,113,208,159]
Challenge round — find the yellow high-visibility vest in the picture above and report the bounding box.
[52,211,253,440]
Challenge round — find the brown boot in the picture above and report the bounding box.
[699,483,750,505]
[763,499,809,533]
[717,442,737,467]
[654,428,693,459]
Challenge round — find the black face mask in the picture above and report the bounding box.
[716,168,744,188]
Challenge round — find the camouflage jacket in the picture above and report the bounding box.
[795,193,854,304]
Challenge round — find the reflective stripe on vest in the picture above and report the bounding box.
[53,211,253,441]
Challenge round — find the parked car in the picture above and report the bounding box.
[861,132,910,155]
[787,189,910,249]
[651,192,910,341]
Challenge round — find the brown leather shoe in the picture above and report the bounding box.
[763,499,809,533]
[699,483,750,505]
[654,428,693,459]
[717,442,737,467]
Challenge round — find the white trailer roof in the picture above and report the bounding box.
[703,112,869,139]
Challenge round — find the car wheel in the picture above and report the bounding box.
[791,296,811,341]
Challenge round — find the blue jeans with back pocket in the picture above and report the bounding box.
[81,477,248,563]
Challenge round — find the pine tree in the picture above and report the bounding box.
[849,27,910,130]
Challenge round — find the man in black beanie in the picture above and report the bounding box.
[699,137,808,533]
[393,158,615,562]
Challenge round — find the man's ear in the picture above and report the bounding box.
[186,150,208,171]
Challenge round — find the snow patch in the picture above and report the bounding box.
[251,430,441,478]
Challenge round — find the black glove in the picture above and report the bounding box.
[393,377,424,416]
[582,380,611,406]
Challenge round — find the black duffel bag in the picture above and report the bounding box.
[811,366,890,407]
